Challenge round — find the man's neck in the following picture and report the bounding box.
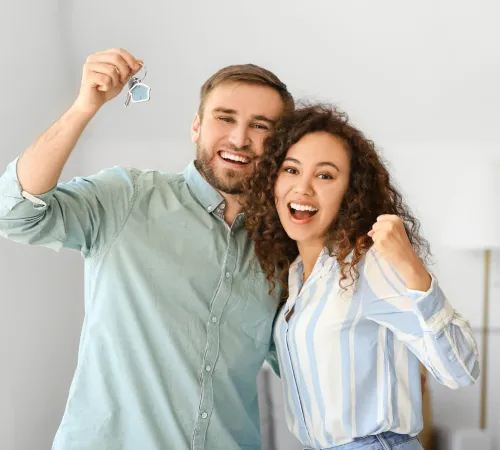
[193,164,245,226]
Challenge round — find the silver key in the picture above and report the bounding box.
[124,64,150,107]
[124,77,139,107]
[124,91,132,107]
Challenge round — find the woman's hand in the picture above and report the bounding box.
[368,215,431,291]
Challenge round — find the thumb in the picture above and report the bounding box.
[131,60,145,77]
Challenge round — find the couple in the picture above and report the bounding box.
[0,48,478,450]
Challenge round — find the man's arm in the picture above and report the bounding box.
[17,48,142,195]
[0,160,138,256]
[0,49,144,255]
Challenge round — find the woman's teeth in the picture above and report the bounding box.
[289,203,318,212]
[289,202,319,220]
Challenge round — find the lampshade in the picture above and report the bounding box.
[440,159,498,436]
[441,162,500,250]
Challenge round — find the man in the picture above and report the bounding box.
[0,48,293,450]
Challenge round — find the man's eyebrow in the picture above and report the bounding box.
[213,107,236,115]
[253,115,276,126]
[212,108,276,125]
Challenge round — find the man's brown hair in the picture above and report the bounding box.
[198,64,294,118]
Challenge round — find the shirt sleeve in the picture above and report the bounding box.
[0,157,138,257]
[360,249,480,389]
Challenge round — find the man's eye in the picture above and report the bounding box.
[219,116,233,123]
[252,123,269,130]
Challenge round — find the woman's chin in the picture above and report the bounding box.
[283,226,328,251]
[283,227,311,244]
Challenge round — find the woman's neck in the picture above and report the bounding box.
[297,240,325,283]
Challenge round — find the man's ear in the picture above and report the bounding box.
[191,114,201,144]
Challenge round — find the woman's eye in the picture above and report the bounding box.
[317,173,333,180]
[284,167,298,175]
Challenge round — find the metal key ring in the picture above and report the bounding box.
[135,62,147,82]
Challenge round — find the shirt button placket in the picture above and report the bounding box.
[193,228,237,449]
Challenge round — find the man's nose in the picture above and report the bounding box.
[228,125,251,150]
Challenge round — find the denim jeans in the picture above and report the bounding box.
[308,431,424,449]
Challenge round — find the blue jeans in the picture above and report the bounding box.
[311,431,424,449]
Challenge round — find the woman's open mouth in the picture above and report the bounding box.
[288,202,319,223]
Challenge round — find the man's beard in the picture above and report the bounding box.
[195,143,253,195]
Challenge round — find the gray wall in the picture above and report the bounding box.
[1,1,499,449]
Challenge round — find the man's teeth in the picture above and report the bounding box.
[290,203,318,212]
[220,152,250,164]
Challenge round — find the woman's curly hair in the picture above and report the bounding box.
[243,103,431,301]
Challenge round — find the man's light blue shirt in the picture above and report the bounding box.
[0,159,280,450]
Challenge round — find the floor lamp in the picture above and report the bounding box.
[442,162,500,448]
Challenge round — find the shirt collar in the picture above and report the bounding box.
[289,247,336,286]
[183,161,225,213]
[290,247,331,271]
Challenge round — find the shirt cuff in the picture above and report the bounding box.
[0,157,57,214]
[408,275,455,334]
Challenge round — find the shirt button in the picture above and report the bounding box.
[207,205,213,212]
[201,412,208,419]
[225,272,231,278]
[205,365,212,372]
[211,316,218,323]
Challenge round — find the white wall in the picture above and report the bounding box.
[1,1,499,449]
[0,3,87,450]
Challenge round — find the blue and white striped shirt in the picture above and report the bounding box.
[274,247,479,449]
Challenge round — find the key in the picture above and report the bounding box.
[124,63,151,107]
[124,77,139,107]
[124,91,132,107]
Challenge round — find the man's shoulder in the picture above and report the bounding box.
[92,165,187,189]
[78,165,192,212]
[133,167,187,191]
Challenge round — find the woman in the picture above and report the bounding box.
[244,104,479,450]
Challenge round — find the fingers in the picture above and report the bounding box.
[370,221,392,233]
[87,48,142,85]
[87,53,129,85]
[368,229,389,240]
[103,48,142,74]
[370,215,402,234]
[85,62,121,88]
[131,60,145,77]
[368,219,395,240]
[109,48,143,79]
[88,72,114,92]
[376,214,399,223]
